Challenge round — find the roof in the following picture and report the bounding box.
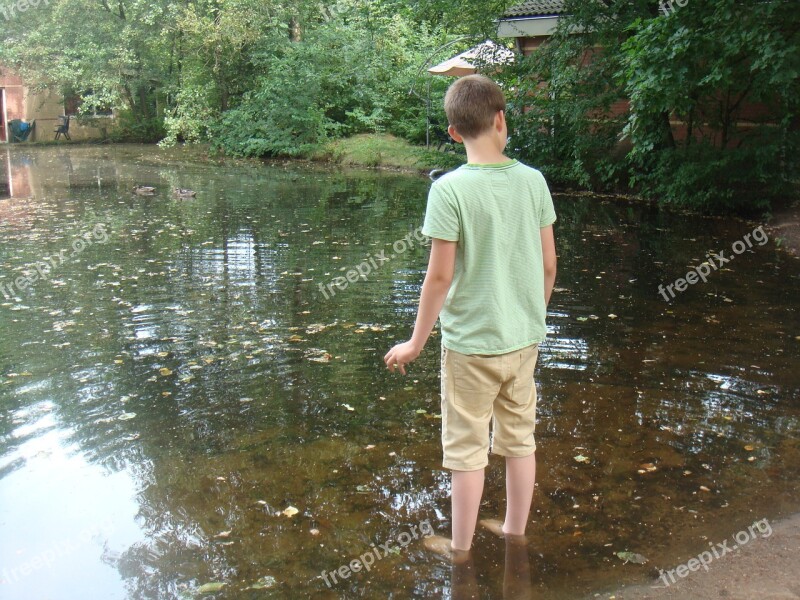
[501,0,566,18]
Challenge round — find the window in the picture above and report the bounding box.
[64,89,113,117]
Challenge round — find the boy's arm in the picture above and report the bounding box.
[384,238,456,375]
[541,225,557,305]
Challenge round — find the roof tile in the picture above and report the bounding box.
[502,0,566,18]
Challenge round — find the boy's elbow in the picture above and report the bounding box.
[429,270,454,288]
[544,256,557,276]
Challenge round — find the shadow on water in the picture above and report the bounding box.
[0,145,798,599]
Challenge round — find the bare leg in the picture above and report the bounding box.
[451,468,485,551]
[452,550,480,600]
[503,535,532,599]
[503,453,536,536]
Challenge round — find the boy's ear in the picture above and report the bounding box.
[496,110,505,130]
[447,124,464,144]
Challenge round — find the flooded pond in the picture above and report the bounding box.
[0,144,798,599]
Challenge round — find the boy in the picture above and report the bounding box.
[383,74,557,555]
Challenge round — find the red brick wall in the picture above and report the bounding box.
[516,36,785,149]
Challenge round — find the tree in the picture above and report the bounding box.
[500,0,800,212]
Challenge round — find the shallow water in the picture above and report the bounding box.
[0,145,798,599]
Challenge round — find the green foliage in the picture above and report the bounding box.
[500,0,800,212]
[107,109,166,143]
[209,9,445,157]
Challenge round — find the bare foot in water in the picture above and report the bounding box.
[479,519,528,543]
[423,535,471,563]
[479,519,506,537]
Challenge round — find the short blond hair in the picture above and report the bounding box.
[443,74,506,139]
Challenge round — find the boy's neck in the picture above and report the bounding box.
[462,137,510,166]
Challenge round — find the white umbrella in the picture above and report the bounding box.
[427,40,515,77]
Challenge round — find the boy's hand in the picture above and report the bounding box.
[384,341,422,375]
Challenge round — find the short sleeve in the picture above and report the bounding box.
[422,181,460,241]
[537,172,556,228]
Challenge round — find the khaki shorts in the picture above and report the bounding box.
[440,344,539,471]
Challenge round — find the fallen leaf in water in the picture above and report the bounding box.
[197,582,226,593]
[159,368,173,376]
[157,352,169,357]
[616,551,647,564]
[118,412,137,421]
[608,314,618,319]
[743,444,755,451]
[310,528,320,536]
[638,463,657,473]
[364,444,375,450]
[748,456,756,462]
[342,403,354,411]
[356,485,370,493]
[282,506,299,517]
[415,409,427,414]
[249,575,277,590]
[215,530,232,538]
[574,454,590,463]
[699,485,711,492]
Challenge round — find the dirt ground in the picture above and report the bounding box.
[599,513,800,600]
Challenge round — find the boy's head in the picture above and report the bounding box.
[444,74,506,140]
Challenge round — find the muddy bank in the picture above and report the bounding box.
[598,513,800,600]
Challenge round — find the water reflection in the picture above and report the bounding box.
[0,145,798,599]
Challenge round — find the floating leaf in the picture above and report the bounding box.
[616,551,647,564]
[342,403,354,411]
[699,485,711,492]
[118,412,137,421]
[196,582,226,593]
[573,454,590,463]
[608,313,618,319]
[743,444,755,451]
[215,530,232,538]
[249,575,277,590]
[282,506,299,517]
[159,367,173,376]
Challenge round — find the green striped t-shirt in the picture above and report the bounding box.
[421,159,556,355]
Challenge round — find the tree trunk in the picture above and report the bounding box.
[289,16,301,42]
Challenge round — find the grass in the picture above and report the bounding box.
[313,133,464,173]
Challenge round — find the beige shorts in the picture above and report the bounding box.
[440,343,540,471]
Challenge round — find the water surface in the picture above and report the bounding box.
[0,145,798,599]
